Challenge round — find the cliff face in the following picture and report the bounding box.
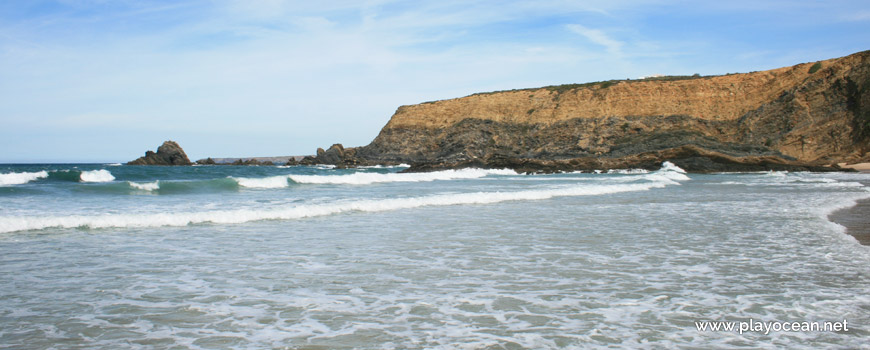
[351,51,870,172]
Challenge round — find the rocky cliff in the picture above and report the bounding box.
[339,50,870,172]
[128,141,193,166]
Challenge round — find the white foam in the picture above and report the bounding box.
[659,161,686,174]
[289,168,517,185]
[607,169,649,174]
[0,180,669,233]
[105,163,122,166]
[639,162,691,183]
[79,169,115,183]
[358,164,412,169]
[765,170,788,177]
[231,176,291,189]
[128,181,159,191]
[0,171,49,186]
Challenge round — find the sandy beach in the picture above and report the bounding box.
[829,178,870,245]
[838,162,870,172]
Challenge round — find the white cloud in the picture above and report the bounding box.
[565,24,624,56]
[841,10,870,22]
[1,0,868,161]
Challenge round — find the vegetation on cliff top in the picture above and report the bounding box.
[463,73,710,98]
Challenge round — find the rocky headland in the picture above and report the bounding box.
[128,141,192,166]
[308,50,870,173]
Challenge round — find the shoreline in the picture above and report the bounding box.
[828,181,870,245]
[837,162,870,172]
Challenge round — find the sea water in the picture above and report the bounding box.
[0,163,868,349]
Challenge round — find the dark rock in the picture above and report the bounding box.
[128,141,192,166]
[196,157,216,165]
[302,143,376,168]
[317,144,345,165]
[229,158,273,166]
[298,156,318,165]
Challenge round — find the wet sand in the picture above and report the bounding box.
[829,180,870,245]
[837,162,870,172]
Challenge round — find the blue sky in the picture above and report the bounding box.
[1,0,868,162]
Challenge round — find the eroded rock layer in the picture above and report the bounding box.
[346,50,870,172]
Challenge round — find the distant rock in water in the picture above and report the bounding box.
[197,157,216,165]
[230,158,273,166]
[128,141,193,166]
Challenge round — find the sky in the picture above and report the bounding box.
[1,0,868,163]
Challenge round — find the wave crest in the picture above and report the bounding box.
[80,170,115,183]
[128,181,159,191]
[0,171,49,186]
[231,176,291,189]
[0,181,669,233]
[289,168,517,185]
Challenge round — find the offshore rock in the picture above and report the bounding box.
[348,50,870,173]
[128,141,192,166]
[230,159,274,166]
[302,144,383,168]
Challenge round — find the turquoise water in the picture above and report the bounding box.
[1,163,869,349]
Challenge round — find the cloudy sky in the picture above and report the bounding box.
[1,0,868,162]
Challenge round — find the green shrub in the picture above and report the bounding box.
[808,62,822,74]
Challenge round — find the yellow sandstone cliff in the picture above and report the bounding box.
[330,51,870,172]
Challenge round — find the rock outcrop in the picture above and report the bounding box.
[343,50,870,172]
[128,141,193,166]
[299,144,374,168]
[230,159,274,166]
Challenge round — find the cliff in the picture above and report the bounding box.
[128,141,193,166]
[340,50,870,172]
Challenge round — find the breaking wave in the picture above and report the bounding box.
[128,181,159,191]
[607,169,649,174]
[228,168,518,188]
[79,169,115,183]
[288,168,517,185]
[9,169,119,183]
[0,180,672,234]
[0,171,49,186]
[358,164,411,169]
[231,175,291,189]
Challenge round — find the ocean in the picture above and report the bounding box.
[1,163,868,349]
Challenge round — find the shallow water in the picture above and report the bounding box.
[1,163,868,349]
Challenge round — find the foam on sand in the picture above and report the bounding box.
[0,171,49,186]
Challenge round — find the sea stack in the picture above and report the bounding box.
[127,141,193,166]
